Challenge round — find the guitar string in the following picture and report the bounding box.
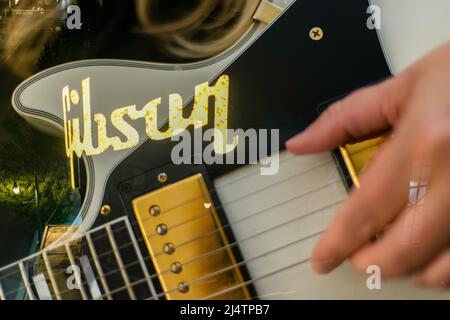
[42,155,337,257]
[0,178,342,301]
[199,257,312,300]
[0,160,344,297]
[62,199,340,299]
[46,156,334,252]
[214,142,379,190]
[213,152,305,189]
[2,197,336,299]
[0,174,343,297]
[149,231,324,300]
[6,157,337,279]
[0,173,343,299]
[96,158,337,248]
[100,229,325,300]
[27,196,339,299]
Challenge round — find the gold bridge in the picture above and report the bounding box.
[132,174,250,300]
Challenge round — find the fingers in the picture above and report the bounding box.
[311,134,411,274]
[350,173,450,278]
[412,248,450,288]
[286,76,410,154]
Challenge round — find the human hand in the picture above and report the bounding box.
[287,42,450,288]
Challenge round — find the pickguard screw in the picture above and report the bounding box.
[157,172,168,183]
[156,224,168,235]
[100,205,111,216]
[178,281,190,293]
[164,243,176,255]
[309,27,324,41]
[149,205,161,217]
[171,262,183,274]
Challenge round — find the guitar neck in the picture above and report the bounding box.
[0,216,155,300]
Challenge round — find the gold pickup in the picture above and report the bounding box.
[132,174,250,300]
[340,137,384,187]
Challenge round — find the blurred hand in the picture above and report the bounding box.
[287,42,450,288]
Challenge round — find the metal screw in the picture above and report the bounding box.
[164,243,175,255]
[156,224,168,235]
[171,262,183,274]
[178,281,189,293]
[309,27,324,41]
[149,205,161,217]
[100,205,111,216]
[157,172,168,183]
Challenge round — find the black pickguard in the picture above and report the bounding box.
[92,0,391,299]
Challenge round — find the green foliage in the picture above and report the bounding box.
[0,112,76,226]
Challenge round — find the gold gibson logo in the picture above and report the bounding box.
[63,75,238,188]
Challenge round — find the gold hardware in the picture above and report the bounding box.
[164,243,175,255]
[171,262,183,274]
[149,205,161,217]
[156,224,168,236]
[100,205,111,216]
[340,137,384,187]
[132,174,250,300]
[158,173,168,183]
[178,282,190,294]
[309,27,324,41]
[253,0,283,24]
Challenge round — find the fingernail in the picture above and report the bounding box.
[311,256,337,274]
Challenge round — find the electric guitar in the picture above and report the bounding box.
[1,0,449,300]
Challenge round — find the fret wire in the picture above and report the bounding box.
[65,243,88,300]
[105,225,136,300]
[85,233,113,300]
[18,262,35,300]
[124,218,159,300]
[201,257,311,300]
[42,251,62,300]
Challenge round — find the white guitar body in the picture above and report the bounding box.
[6,0,450,299]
